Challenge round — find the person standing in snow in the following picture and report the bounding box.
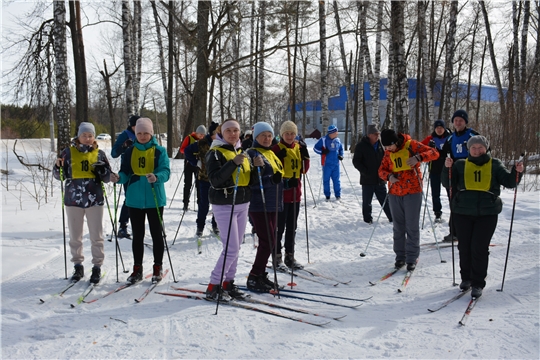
[205,119,263,301]
[110,114,140,239]
[420,119,452,222]
[110,118,170,284]
[272,120,310,270]
[184,121,220,237]
[178,125,206,211]
[313,125,344,201]
[378,129,439,271]
[352,124,392,224]
[442,135,523,298]
[53,122,112,284]
[440,110,481,241]
[246,122,285,292]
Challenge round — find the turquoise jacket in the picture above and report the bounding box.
[117,137,170,209]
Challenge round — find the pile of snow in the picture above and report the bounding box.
[1,138,538,359]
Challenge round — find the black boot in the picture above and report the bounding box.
[71,264,84,282]
[127,265,143,284]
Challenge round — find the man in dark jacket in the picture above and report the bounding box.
[352,124,392,224]
[421,119,451,222]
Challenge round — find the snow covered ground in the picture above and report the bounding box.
[1,138,539,359]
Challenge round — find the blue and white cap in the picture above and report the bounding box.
[327,125,338,135]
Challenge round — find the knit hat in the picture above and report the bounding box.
[380,129,399,146]
[128,115,141,127]
[196,125,207,135]
[280,120,298,136]
[467,135,489,150]
[135,117,154,135]
[244,130,252,136]
[327,125,338,135]
[434,119,445,129]
[78,122,95,137]
[208,121,219,135]
[367,124,380,135]
[252,122,274,139]
[452,109,469,124]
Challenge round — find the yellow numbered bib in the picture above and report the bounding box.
[254,147,285,176]
[213,147,251,186]
[278,143,301,179]
[389,140,412,172]
[131,147,156,176]
[70,147,98,179]
[464,158,492,191]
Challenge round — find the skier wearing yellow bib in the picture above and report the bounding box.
[442,135,523,298]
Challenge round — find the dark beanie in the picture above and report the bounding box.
[451,110,468,124]
[434,119,445,129]
[128,115,141,127]
[208,121,219,135]
[380,129,399,146]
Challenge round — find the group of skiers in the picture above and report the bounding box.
[54,108,523,301]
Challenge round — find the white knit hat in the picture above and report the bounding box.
[135,118,154,135]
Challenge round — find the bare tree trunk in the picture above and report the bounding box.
[122,0,135,117]
[292,2,300,128]
[476,37,487,123]
[333,1,352,139]
[53,0,71,153]
[191,0,210,133]
[257,1,266,123]
[249,2,256,127]
[133,0,142,113]
[68,1,88,126]
[391,1,408,133]
[100,60,121,146]
[372,1,384,127]
[442,1,458,122]
[466,7,480,113]
[520,1,530,99]
[384,42,395,129]
[150,1,168,107]
[167,0,174,156]
[232,23,242,124]
[319,1,329,130]
[419,1,434,131]
[479,1,507,116]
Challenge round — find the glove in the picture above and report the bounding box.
[285,177,299,189]
[252,155,265,167]
[298,141,310,159]
[275,148,287,160]
[428,139,435,148]
[110,173,120,183]
[338,155,344,161]
[321,148,330,155]
[233,153,247,165]
[92,161,108,176]
[146,173,157,183]
[122,138,133,148]
[406,155,421,167]
[271,172,282,184]
[388,174,399,184]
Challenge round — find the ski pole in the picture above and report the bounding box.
[168,169,184,209]
[359,184,392,257]
[215,165,241,314]
[303,164,310,263]
[113,184,118,281]
[151,183,178,284]
[339,159,362,208]
[304,173,317,208]
[447,154,457,286]
[421,164,431,229]
[256,162,280,295]
[59,167,68,280]
[171,181,195,245]
[108,183,122,242]
[101,183,128,275]
[498,153,524,292]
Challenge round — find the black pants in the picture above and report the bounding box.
[183,161,199,208]
[118,183,130,227]
[362,184,392,223]
[196,180,217,230]
[453,213,498,289]
[129,207,165,266]
[276,201,301,255]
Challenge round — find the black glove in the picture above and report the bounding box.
[428,139,435,148]
[285,177,299,189]
[92,161,108,176]
[338,155,344,161]
[271,172,282,184]
[275,148,287,160]
[122,138,133,148]
[298,141,310,159]
[322,148,330,155]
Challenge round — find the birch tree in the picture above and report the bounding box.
[440,1,458,121]
[121,0,135,117]
[418,1,434,128]
[391,1,408,133]
[256,1,267,123]
[319,1,329,131]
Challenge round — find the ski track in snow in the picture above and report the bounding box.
[1,139,539,359]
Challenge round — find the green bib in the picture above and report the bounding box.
[278,143,302,179]
[389,140,412,172]
[464,158,492,191]
[70,147,98,179]
[131,146,155,176]
[213,147,251,186]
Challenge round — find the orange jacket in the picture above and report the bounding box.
[179,132,198,154]
[378,133,439,196]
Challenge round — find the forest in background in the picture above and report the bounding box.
[1,1,539,165]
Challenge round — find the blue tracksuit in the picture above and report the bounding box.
[313,135,344,198]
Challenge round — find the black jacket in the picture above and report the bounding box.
[352,136,386,186]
